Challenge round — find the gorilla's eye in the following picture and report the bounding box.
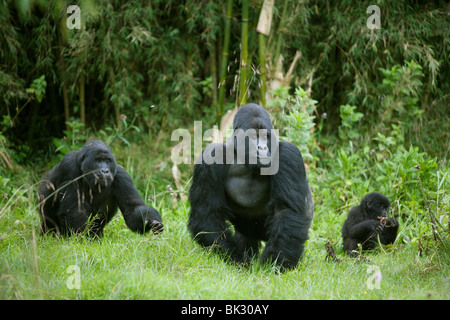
[95,157,111,163]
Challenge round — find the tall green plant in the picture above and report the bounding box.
[338,105,363,140]
[273,87,317,162]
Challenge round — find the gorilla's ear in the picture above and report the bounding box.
[112,161,118,176]
[360,197,370,211]
[77,150,86,168]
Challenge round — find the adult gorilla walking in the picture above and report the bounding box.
[188,103,314,271]
[38,140,163,237]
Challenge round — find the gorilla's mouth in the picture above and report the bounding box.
[256,155,272,166]
[91,172,114,188]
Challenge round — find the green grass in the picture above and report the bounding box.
[1,135,449,300]
[1,184,448,300]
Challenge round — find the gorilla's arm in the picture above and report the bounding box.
[378,218,399,245]
[188,146,245,262]
[262,142,314,270]
[343,218,382,252]
[347,219,382,239]
[38,150,85,234]
[113,166,163,234]
[38,150,81,198]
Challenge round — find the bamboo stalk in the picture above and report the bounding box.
[273,0,289,71]
[257,0,274,106]
[57,34,70,129]
[79,73,86,124]
[210,38,218,107]
[258,34,266,106]
[218,0,233,115]
[238,0,249,106]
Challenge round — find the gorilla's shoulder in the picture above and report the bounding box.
[279,141,302,160]
[194,142,227,166]
[56,149,82,175]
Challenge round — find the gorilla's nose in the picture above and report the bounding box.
[258,144,268,151]
[258,144,269,157]
[101,168,110,175]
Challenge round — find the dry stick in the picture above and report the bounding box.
[325,240,342,262]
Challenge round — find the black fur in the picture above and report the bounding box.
[37,140,163,237]
[188,104,314,271]
[342,192,398,253]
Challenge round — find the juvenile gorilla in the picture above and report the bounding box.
[342,192,398,254]
[188,103,314,271]
[38,140,163,237]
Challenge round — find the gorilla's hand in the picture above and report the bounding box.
[372,221,385,233]
[146,219,164,235]
[135,206,164,235]
[378,217,399,229]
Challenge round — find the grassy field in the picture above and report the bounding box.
[1,203,449,300]
[1,141,449,300]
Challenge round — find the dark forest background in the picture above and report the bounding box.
[1,0,449,165]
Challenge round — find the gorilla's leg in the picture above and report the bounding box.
[88,215,109,238]
[379,219,399,245]
[188,210,238,258]
[233,231,261,264]
[261,208,309,271]
[57,208,89,236]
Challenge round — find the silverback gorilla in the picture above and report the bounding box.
[342,192,399,254]
[188,103,314,271]
[38,140,163,237]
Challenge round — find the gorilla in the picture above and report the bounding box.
[38,140,163,237]
[188,103,314,271]
[342,192,399,254]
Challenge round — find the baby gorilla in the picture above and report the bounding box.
[38,140,163,237]
[342,192,398,254]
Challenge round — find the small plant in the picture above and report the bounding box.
[53,119,86,156]
[26,75,47,103]
[338,104,363,140]
[98,114,140,147]
[272,86,317,162]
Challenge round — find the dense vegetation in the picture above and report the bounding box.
[1,0,449,300]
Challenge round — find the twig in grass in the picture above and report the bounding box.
[325,240,342,262]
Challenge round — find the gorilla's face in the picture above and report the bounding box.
[232,104,279,169]
[361,192,390,219]
[79,141,117,190]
